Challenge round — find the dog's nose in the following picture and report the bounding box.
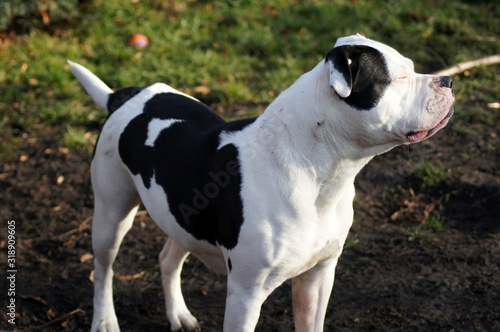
[440,76,453,89]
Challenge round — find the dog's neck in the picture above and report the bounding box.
[243,61,392,207]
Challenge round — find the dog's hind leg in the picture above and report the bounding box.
[159,238,200,331]
[90,160,140,332]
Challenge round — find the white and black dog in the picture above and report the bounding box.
[69,34,454,332]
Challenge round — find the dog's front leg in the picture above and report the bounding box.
[223,275,275,332]
[292,258,338,332]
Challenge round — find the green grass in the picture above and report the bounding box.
[1,0,499,155]
[410,160,447,191]
[62,125,98,152]
[404,212,447,242]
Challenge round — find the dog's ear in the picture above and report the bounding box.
[326,45,362,98]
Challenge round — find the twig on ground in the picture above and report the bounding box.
[30,308,85,330]
[469,36,497,42]
[433,54,500,76]
[58,210,149,239]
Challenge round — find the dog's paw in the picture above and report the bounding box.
[91,315,120,332]
[169,310,200,332]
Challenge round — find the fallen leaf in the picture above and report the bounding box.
[80,253,94,263]
[83,131,94,140]
[118,271,146,281]
[62,234,78,247]
[195,85,210,95]
[47,306,59,319]
[390,210,400,221]
[118,274,132,281]
[0,173,10,180]
[131,52,142,62]
[40,10,50,24]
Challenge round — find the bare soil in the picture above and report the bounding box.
[1,114,499,331]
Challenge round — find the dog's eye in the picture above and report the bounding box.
[396,76,410,83]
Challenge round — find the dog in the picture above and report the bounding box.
[69,34,454,332]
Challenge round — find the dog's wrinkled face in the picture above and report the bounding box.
[327,34,454,149]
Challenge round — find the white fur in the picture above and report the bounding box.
[145,119,183,147]
[68,60,112,110]
[71,34,454,332]
[328,60,351,98]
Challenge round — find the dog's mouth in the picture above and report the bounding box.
[406,107,454,142]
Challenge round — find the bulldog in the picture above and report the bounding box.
[69,33,454,332]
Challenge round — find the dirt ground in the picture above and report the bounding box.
[1,109,499,331]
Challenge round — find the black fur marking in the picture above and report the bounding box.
[228,257,232,272]
[92,86,143,159]
[118,92,256,249]
[107,87,143,113]
[326,45,391,110]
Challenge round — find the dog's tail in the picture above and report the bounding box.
[68,60,113,111]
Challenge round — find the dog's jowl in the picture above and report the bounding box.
[70,34,454,332]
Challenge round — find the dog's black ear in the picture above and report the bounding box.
[327,45,392,110]
[326,45,362,98]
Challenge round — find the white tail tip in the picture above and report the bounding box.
[68,60,113,111]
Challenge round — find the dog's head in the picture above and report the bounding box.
[326,34,454,149]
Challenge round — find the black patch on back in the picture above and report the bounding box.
[118,92,256,249]
[326,45,391,110]
[92,86,144,159]
[107,87,143,114]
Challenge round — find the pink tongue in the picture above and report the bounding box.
[407,131,428,142]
